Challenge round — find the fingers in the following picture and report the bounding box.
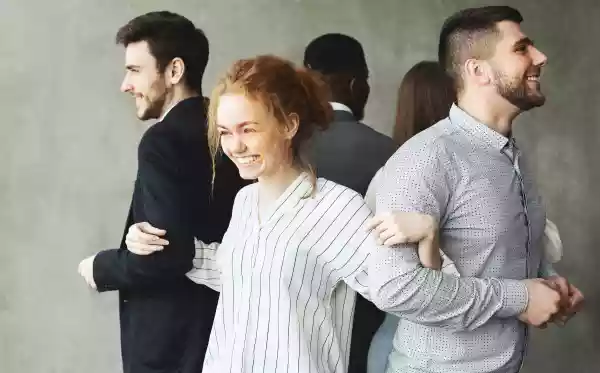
[372,223,409,246]
[130,228,169,245]
[368,220,391,240]
[377,228,396,242]
[567,285,584,313]
[126,223,165,255]
[551,283,584,326]
[553,277,570,299]
[128,223,169,246]
[382,233,408,247]
[368,212,438,247]
[138,222,167,236]
[365,215,385,231]
[125,239,163,255]
[86,276,97,290]
[77,259,97,290]
[546,277,572,310]
[553,314,568,327]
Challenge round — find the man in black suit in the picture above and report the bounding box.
[304,33,398,373]
[77,11,244,373]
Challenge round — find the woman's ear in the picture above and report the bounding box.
[283,113,300,140]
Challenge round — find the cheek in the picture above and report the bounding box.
[141,74,164,97]
[251,134,287,162]
[131,75,145,93]
[219,135,234,156]
[508,58,529,77]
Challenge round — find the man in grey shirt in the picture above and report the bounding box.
[304,33,398,373]
[369,6,584,373]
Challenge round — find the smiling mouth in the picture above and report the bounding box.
[236,155,261,165]
[526,69,541,82]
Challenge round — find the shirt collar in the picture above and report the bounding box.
[448,104,511,152]
[330,102,353,114]
[260,172,313,223]
[159,99,183,122]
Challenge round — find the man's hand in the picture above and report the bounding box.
[78,254,97,290]
[544,276,584,325]
[518,279,561,327]
[125,222,168,255]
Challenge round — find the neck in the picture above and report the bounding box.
[257,164,303,208]
[457,90,520,137]
[162,85,200,117]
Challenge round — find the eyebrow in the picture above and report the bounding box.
[217,121,259,129]
[513,37,534,49]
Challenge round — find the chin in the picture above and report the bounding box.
[136,107,150,120]
[136,102,162,121]
[527,92,546,108]
[236,166,263,181]
[532,98,546,107]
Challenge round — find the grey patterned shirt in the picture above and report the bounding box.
[371,104,546,373]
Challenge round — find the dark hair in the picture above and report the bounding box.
[116,11,209,94]
[393,61,455,145]
[438,6,523,91]
[303,33,369,119]
[208,55,333,186]
[303,33,368,77]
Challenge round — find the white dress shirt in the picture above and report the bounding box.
[187,174,378,373]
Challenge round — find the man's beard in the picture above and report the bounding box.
[137,78,168,121]
[138,93,167,120]
[493,70,545,111]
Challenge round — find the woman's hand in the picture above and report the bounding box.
[125,222,169,255]
[366,211,441,269]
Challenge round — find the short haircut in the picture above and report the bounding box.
[438,6,523,90]
[303,33,368,77]
[116,11,209,94]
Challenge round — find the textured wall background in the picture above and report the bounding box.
[1,0,597,372]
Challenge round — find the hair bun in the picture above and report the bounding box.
[295,68,333,132]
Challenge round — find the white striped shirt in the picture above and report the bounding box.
[187,173,375,373]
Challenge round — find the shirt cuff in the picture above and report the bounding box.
[539,261,559,278]
[93,249,118,292]
[497,279,529,317]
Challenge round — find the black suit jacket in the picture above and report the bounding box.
[309,109,398,373]
[310,110,398,195]
[93,96,244,373]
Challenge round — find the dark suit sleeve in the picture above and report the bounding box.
[93,129,209,292]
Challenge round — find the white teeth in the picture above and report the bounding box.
[527,76,539,81]
[237,156,260,165]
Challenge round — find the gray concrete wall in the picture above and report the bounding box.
[1,1,597,372]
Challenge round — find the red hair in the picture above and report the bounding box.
[208,55,332,185]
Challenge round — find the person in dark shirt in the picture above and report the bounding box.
[77,11,244,373]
